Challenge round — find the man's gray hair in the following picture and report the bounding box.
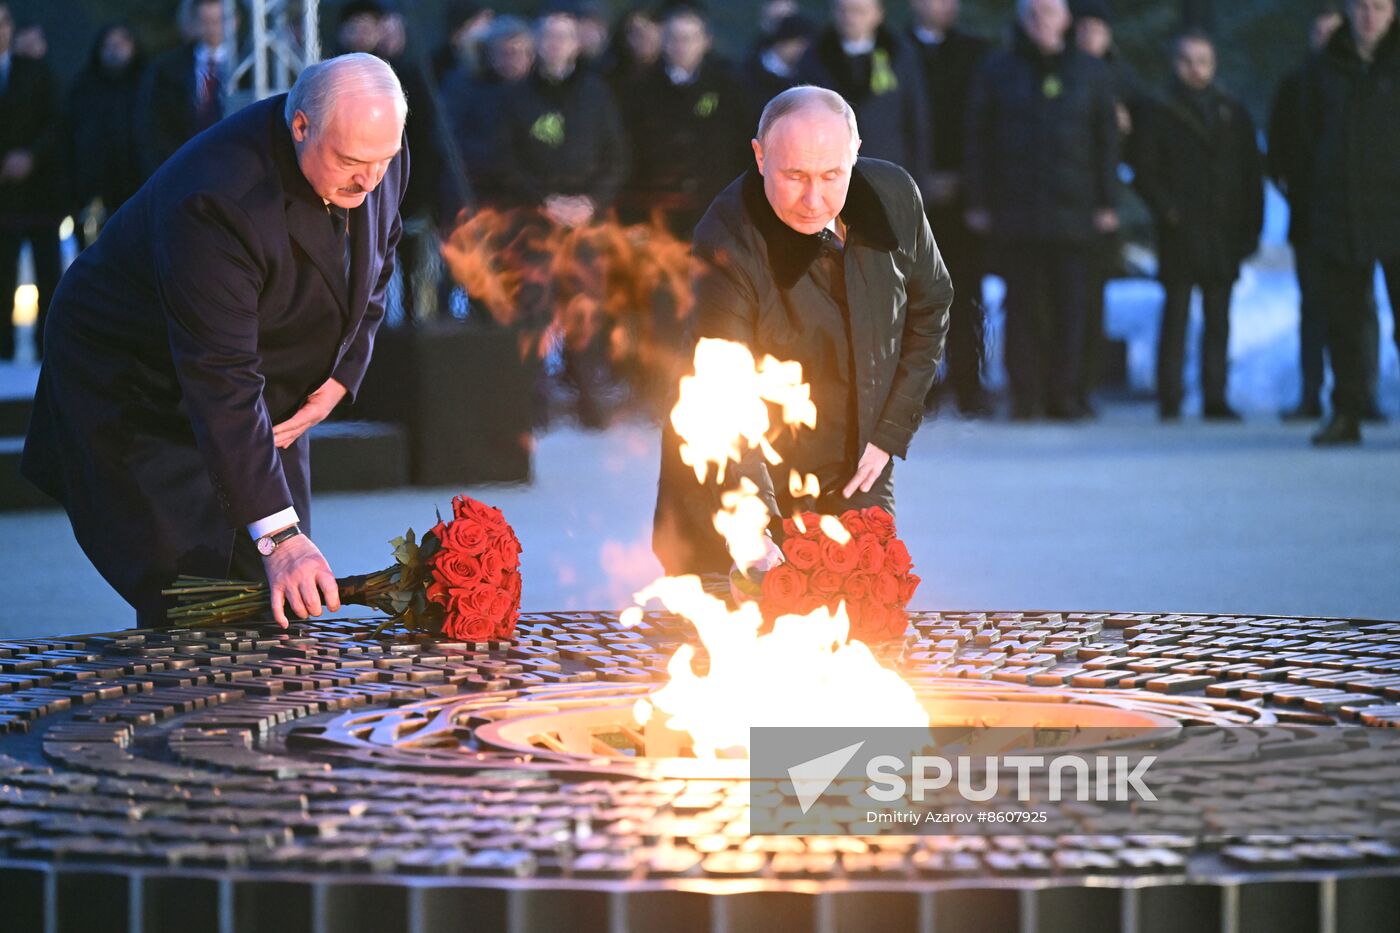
[285,53,408,131]
[756,85,859,147]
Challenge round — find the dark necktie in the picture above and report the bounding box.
[328,205,352,285]
[818,227,844,254]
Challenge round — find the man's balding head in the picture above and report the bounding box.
[287,53,407,209]
[752,87,861,235]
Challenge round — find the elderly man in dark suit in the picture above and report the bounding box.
[653,85,952,576]
[23,53,409,627]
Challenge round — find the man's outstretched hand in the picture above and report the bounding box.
[843,443,891,499]
[272,377,347,449]
[263,533,340,628]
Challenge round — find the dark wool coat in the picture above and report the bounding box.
[964,29,1120,243]
[1298,22,1400,265]
[653,159,952,574]
[495,65,628,210]
[1134,82,1264,284]
[797,26,931,181]
[23,95,407,613]
[905,26,989,177]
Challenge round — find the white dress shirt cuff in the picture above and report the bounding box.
[248,507,300,542]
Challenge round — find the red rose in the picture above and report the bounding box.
[426,578,451,608]
[492,531,522,570]
[872,573,900,606]
[819,537,860,574]
[433,550,483,589]
[856,535,885,574]
[885,539,913,575]
[810,568,843,598]
[489,590,514,624]
[439,515,490,556]
[862,507,896,541]
[505,571,523,603]
[445,613,495,641]
[426,520,449,545]
[782,512,822,539]
[762,563,809,606]
[844,573,874,601]
[782,536,822,571]
[477,549,505,586]
[841,510,870,537]
[900,574,920,606]
[495,608,519,640]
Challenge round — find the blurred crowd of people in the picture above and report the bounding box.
[0,0,1396,444]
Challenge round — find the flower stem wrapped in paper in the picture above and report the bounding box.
[165,495,523,639]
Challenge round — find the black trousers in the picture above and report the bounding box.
[998,241,1090,414]
[927,206,986,410]
[1295,249,1380,409]
[1079,233,1116,402]
[1156,278,1234,413]
[0,223,63,360]
[1316,254,1400,418]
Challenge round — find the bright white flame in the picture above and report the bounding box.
[670,338,816,485]
[819,515,851,545]
[634,576,927,757]
[11,284,37,327]
[627,338,928,757]
[788,470,820,499]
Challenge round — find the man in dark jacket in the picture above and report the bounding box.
[798,0,930,185]
[653,86,952,575]
[964,0,1119,419]
[1270,8,1380,423]
[620,5,752,236]
[138,0,228,175]
[907,0,991,416]
[0,2,61,360]
[1300,0,1400,445]
[22,55,408,627]
[1135,32,1263,421]
[746,13,815,114]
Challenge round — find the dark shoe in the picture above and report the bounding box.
[1311,414,1361,446]
[1362,401,1389,425]
[1282,402,1322,422]
[1045,402,1088,422]
[1159,408,1180,422]
[1010,402,1039,422]
[1203,404,1242,422]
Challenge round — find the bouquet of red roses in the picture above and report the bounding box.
[757,506,919,644]
[165,495,522,640]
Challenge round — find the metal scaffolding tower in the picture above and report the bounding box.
[221,0,322,111]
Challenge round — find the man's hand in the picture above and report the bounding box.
[272,377,347,449]
[729,534,784,603]
[544,194,595,228]
[843,443,891,499]
[964,208,991,234]
[263,532,340,628]
[1094,208,1120,234]
[0,150,35,184]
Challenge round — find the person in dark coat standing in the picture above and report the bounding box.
[1270,9,1380,423]
[1071,0,1149,411]
[798,0,930,185]
[494,4,628,428]
[1135,33,1263,421]
[964,0,1119,420]
[22,54,409,627]
[441,16,534,208]
[138,0,229,175]
[653,86,952,576]
[1300,0,1400,445]
[907,0,991,416]
[430,0,494,87]
[619,5,752,236]
[0,2,62,361]
[64,21,147,250]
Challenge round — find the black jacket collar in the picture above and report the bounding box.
[1325,19,1400,72]
[741,161,899,290]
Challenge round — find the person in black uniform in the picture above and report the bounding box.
[1134,32,1263,421]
